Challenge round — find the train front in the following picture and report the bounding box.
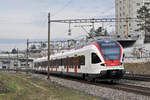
[93,40,125,80]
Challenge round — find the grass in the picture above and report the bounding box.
[0,72,102,100]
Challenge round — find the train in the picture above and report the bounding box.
[33,39,125,81]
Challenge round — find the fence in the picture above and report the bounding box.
[124,56,150,63]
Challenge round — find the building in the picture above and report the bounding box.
[0,53,33,69]
[115,0,150,42]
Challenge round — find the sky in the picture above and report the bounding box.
[0,0,115,51]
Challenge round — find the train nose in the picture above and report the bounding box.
[111,70,117,75]
[100,70,125,79]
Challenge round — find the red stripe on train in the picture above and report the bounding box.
[74,57,77,72]
[67,57,69,72]
[51,63,53,71]
[56,60,58,72]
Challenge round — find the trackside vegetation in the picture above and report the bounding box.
[0,72,102,100]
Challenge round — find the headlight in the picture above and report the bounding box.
[119,62,123,66]
[101,63,106,66]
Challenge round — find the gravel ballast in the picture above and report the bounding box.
[30,73,150,100]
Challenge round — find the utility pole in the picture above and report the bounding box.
[47,13,51,80]
[26,39,29,74]
[16,48,18,73]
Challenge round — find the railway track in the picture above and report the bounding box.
[116,84,150,96]
[41,73,150,96]
[1,69,150,96]
[98,83,150,96]
[123,73,150,82]
[62,77,150,96]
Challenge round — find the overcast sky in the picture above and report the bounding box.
[0,0,115,51]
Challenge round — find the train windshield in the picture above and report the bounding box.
[97,41,121,61]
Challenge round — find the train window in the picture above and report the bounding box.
[63,59,64,66]
[55,60,57,68]
[66,57,69,68]
[61,59,63,66]
[97,41,120,61]
[63,58,66,68]
[38,62,41,66]
[92,53,101,64]
[59,59,61,66]
[68,57,73,68]
[69,58,71,68]
[46,61,48,67]
[57,60,59,66]
[41,62,43,66]
[57,59,60,66]
[78,56,80,69]
[60,59,61,66]
[50,60,52,68]
[34,63,37,67]
[79,55,85,65]
[53,60,54,67]
[54,60,56,68]
[71,57,74,68]
[53,60,55,68]
[59,59,61,67]
[122,53,125,61]
[56,60,57,68]
[74,56,78,68]
[38,62,41,67]
[58,59,59,66]
[42,61,46,67]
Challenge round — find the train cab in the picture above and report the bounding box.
[89,40,125,79]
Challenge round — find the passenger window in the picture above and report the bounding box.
[78,56,80,69]
[60,59,62,66]
[92,53,101,64]
[50,60,53,68]
[64,58,66,68]
[80,55,85,65]
[69,57,73,68]
[122,53,125,61]
[53,60,55,68]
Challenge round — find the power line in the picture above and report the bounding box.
[93,6,115,18]
[52,0,72,17]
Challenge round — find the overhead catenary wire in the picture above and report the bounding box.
[94,6,115,18]
[52,0,72,17]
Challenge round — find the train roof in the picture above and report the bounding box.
[34,56,47,62]
[34,39,119,62]
[75,39,118,49]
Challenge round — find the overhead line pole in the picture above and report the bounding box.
[47,13,51,80]
[26,39,29,74]
[16,48,18,73]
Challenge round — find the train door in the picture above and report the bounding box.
[69,57,74,71]
[79,55,85,72]
[60,58,64,72]
[51,60,53,71]
[62,58,66,72]
[66,57,69,72]
[56,59,58,72]
[74,56,78,72]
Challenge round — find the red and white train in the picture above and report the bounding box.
[33,39,125,81]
